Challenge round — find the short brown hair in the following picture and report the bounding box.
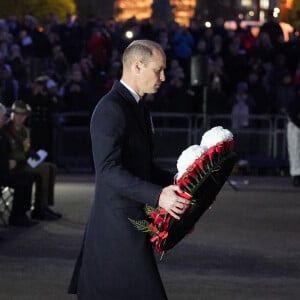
[122,40,164,67]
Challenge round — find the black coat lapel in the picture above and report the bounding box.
[113,81,150,136]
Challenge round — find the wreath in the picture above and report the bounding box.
[129,126,237,254]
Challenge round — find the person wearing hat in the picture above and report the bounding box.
[0,102,38,226]
[3,100,62,220]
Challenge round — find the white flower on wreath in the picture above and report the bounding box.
[176,126,233,179]
[176,144,206,179]
[200,126,233,149]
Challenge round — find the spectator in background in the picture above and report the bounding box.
[102,64,121,95]
[109,47,122,71]
[230,82,254,129]
[260,52,285,107]
[194,38,208,56]
[8,44,28,97]
[208,55,227,90]
[212,17,228,40]
[0,52,18,106]
[207,75,229,116]
[167,68,193,113]
[211,35,224,57]
[274,70,295,114]
[249,31,274,63]
[62,67,92,112]
[223,37,248,94]
[202,26,214,53]
[172,25,194,79]
[0,20,13,50]
[234,18,256,50]
[78,56,100,105]
[26,75,59,161]
[18,29,34,59]
[156,29,173,58]
[102,47,122,94]
[85,26,111,72]
[231,81,255,108]
[29,18,52,60]
[3,100,61,221]
[48,44,69,85]
[58,14,83,64]
[6,15,20,37]
[247,67,270,114]
[286,84,300,187]
[0,102,37,227]
[78,56,96,80]
[152,58,186,112]
[259,10,284,47]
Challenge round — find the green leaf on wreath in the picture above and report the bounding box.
[128,218,150,233]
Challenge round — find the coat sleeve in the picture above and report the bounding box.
[90,99,163,207]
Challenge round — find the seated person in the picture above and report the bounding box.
[0,102,37,227]
[3,100,62,221]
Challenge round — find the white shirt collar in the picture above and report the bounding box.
[120,80,140,103]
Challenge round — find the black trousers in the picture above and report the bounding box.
[1,171,35,217]
[17,162,57,211]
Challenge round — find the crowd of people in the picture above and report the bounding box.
[0,13,299,120]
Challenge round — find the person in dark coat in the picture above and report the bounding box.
[68,40,190,299]
[26,76,59,162]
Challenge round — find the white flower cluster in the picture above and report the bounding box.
[176,145,206,179]
[176,126,233,179]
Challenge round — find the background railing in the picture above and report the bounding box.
[52,112,289,174]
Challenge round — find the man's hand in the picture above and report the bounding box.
[158,185,191,220]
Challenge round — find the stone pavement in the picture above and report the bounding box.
[0,175,299,300]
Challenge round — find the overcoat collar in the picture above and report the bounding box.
[112,81,150,137]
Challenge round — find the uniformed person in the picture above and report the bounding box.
[3,100,62,220]
[0,102,37,226]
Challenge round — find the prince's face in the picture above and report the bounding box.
[138,49,166,95]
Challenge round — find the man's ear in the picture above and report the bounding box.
[133,60,143,74]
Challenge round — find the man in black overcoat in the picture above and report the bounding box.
[68,40,190,299]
